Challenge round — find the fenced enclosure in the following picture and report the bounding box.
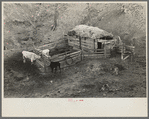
[32,24,136,74]
[34,43,82,74]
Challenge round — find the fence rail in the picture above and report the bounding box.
[83,53,110,58]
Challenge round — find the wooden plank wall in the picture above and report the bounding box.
[68,38,108,54]
[68,37,95,51]
[68,37,112,59]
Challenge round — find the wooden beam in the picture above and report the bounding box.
[104,45,107,58]
[121,44,125,60]
[94,39,95,52]
[79,36,82,50]
[123,55,130,60]
[43,61,47,73]
[121,53,123,60]
[130,54,133,62]
[36,60,44,68]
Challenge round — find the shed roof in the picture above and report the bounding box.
[68,25,113,39]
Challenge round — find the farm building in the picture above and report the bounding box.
[67,25,123,58]
[32,25,130,74]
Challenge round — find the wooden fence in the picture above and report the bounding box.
[35,49,82,73]
[118,44,135,61]
[68,43,110,58]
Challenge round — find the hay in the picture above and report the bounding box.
[68,25,113,39]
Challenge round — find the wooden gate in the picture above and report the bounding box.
[119,44,135,62]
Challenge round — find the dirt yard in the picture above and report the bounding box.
[3,49,146,98]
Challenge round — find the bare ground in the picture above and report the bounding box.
[4,50,146,98]
[3,3,146,98]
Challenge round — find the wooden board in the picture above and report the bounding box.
[35,49,82,73]
[35,55,82,73]
[68,39,111,54]
[69,40,93,49]
[83,53,110,58]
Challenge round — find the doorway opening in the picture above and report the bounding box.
[97,42,103,49]
[97,42,104,53]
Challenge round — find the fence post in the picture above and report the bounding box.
[43,58,47,73]
[130,53,133,62]
[121,52,123,60]
[79,36,82,50]
[121,44,124,60]
[104,45,107,58]
[94,39,95,52]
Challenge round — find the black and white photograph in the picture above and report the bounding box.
[2,1,148,117]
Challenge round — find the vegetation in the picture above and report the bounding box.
[3,3,146,98]
[4,3,146,55]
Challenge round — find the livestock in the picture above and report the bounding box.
[49,62,61,73]
[42,49,51,58]
[22,51,41,65]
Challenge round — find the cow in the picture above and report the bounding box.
[49,61,61,73]
[22,51,41,65]
[41,49,61,73]
[42,49,51,58]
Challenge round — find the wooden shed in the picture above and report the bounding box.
[67,25,118,58]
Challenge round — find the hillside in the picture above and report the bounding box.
[3,2,146,55]
[3,2,147,98]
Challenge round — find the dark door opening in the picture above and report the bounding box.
[97,42,104,53]
[97,42,102,49]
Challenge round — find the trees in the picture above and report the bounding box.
[3,3,55,48]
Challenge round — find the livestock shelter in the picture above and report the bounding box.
[67,25,122,58]
[33,37,82,74]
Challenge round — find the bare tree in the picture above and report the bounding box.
[86,3,91,26]
[51,3,59,31]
